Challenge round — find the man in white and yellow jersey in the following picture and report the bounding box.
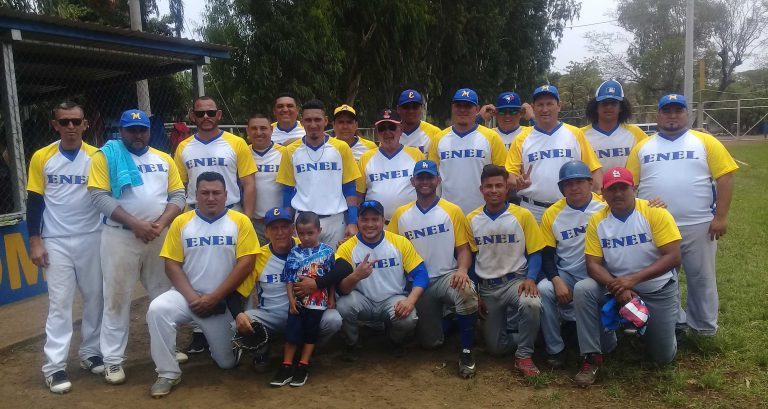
[88,109,185,385]
[175,96,257,218]
[574,167,681,386]
[246,113,284,244]
[28,102,103,394]
[507,85,602,222]
[581,80,647,169]
[332,104,376,161]
[388,160,478,379]
[356,109,424,221]
[146,171,260,398]
[429,88,507,214]
[276,99,361,248]
[626,94,738,336]
[396,89,441,156]
[466,164,546,378]
[271,93,305,145]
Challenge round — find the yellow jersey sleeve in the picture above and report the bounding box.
[154,149,184,192]
[335,236,356,264]
[391,232,424,272]
[27,146,55,194]
[225,133,257,178]
[690,130,739,179]
[233,211,261,258]
[427,128,451,165]
[514,205,547,254]
[356,150,375,193]
[624,124,649,144]
[639,201,682,247]
[584,209,608,257]
[386,203,409,234]
[87,151,111,191]
[404,146,426,162]
[480,127,507,166]
[159,211,195,262]
[236,245,270,297]
[568,124,601,171]
[539,201,564,248]
[173,137,191,184]
[624,138,649,185]
[275,143,297,187]
[331,138,362,184]
[505,127,532,175]
[443,201,470,247]
[465,208,483,252]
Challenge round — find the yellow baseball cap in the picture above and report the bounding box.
[333,104,357,119]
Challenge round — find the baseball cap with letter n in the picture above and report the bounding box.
[602,166,634,190]
[452,88,479,105]
[120,109,150,128]
[413,159,439,176]
[532,84,560,102]
[595,80,624,102]
[264,207,293,226]
[496,92,522,109]
[398,89,424,106]
[658,93,688,110]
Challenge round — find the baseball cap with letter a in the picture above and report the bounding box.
[120,109,150,128]
[602,166,634,190]
[452,88,479,105]
[595,80,624,102]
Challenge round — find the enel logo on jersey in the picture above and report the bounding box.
[601,233,651,249]
[402,223,450,240]
[137,163,168,173]
[46,174,88,184]
[257,164,279,173]
[185,157,227,169]
[641,151,698,163]
[185,235,235,247]
[474,234,519,245]
[295,162,340,173]
[527,149,573,162]
[560,225,587,240]
[366,258,400,269]
[596,147,630,159]
[369,169,410,182]
[440,149,486,160]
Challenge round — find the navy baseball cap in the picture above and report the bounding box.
[452,88,479,105]
[496,92,522,109]
[532,85,560,102]
[359,200,385,216]
[413,160,439,176]
[398,89,424,106]
[264,207,293,225]
[374,108,401,126]
[120,109,150,128]
[658,94,688,110]
[595,80,624,102]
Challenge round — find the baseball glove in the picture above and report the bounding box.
[232,320,269,351]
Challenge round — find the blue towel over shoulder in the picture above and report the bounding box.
[100,139,143,199]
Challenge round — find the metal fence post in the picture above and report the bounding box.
[736,99,741,139]
[192,57,209,97]
[1,31,27,223]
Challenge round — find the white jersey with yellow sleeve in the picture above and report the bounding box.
[540,193,605,279]
[387,198,471,278]
[174,131,257,207]
[429,125,507,214]
[160,209,260,294]
[496,126,530,151]
[625,129,738,226]
[276,137,361,215]
[271,121,305,145]
[582,123,647,170]
[585,199,681,293]
[250,142,284,219]
[27,141,101,237]
[336,231,424,302]
[88,146,184,226]
[506,123,601,203]
[400,120,441,156]
[356,145,424,220]
[237,238,299,310]
[346,136,377,161]
[467,204,546,280]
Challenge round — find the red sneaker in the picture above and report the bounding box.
[574,354,603,387]
[514,357,541,377]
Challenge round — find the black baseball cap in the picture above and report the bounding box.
[359,200,385,216]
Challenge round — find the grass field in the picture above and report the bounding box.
[554,141,768,408]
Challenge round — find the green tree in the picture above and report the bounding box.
[556,59,602,122]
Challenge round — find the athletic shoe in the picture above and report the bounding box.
[574,354,603,387]
[45,370,72,394]
[80,356,105,374]
[175,351,189,364]
[150,376,180,398]
[289,365,309,387]
[186,332,209,354]
[104,364,126,385]
[458,349,476,378]
[546,350,566,369]
[252,353,271,373]
[269,364,293,387]
[514,357,541,377]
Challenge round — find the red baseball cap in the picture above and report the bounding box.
[602,167,634,190]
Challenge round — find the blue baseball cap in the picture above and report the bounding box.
[119,109,150,128]
[452,88,479,105]
[496,92,522,109]
[595,80,624,102]
[264,207,293,226]
[658,94,688,110]
[413,160,439,176]
[398,89,424,106]
[532,84,560,102]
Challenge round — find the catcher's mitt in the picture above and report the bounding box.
[232,320,269,351]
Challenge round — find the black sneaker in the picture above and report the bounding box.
[45,370,72,394]
[269,365,293,387]
[186,332,209,354]
[289,364,309,387]
[546,350,566,369]
[80,356,105,374]
[458,349,476,379]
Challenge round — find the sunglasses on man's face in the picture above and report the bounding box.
[193,110,218,118]
[497,108,520,116]
[377,123,397,132]
[56,118,84,127]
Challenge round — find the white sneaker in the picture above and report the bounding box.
[80,356,105,374]
[45,370,72,394]
[176,351,189,364]
[104,364,126,385]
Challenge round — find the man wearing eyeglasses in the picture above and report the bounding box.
[28,102,104,394]
[356,109,424,222]
[174,96,257,219]
[395,89,442,157]
[88,109,185,385]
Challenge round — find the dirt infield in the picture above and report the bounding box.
[0,296,622,409]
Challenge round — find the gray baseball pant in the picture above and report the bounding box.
[479,277,541,358]
[416,273,478,349]
[336,290,417,346]
[677,222,719,335]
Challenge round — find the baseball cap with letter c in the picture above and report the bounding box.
[602,166,634,190]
